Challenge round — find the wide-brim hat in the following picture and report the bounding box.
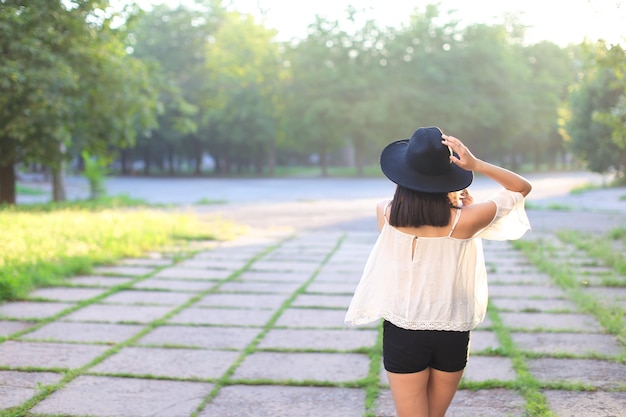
[380,126,473,193]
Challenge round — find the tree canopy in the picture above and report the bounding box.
[2,1,625,204]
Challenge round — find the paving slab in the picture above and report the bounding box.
[198,385,366,417]
[511,332,624,356]
[93,265,155,276]
[63,304,171,324]
[28,287,108,302]
[174,259,242,269]
[463,356,517,382]
[488,272,552,285]
[306,282,359,294]
[237,270,311,282]
[583,286,626,300]
[0,370,63,409]
[90,346,239,379]
[193,249,265,261]
[137,325,261,349]
[153,267,231,280]
[499,312,604,332]
[258,328,378,351]
[488,284,566,299]
[474,317,493,330]
[489,297,578,312]
[528,358,626,389]
[314,271,362,284]
[263,253,327,263]
[320,264,367,275]
[543,390,626,417]
[291,294,353,309]
[575,265,616,275]
[469,330,500,352]
[168,307,274,326]
[232,351,370,383]
[0,301,74,320]
[20,322,145,344]
[67,275,134,287]
[0,320,34,337]
[0,341,109,369]
[275,308,354,328]
[100,290,195,306]
[375,388,526,417]
[133,278,217,291]
[118,257,173,267]
[196,293,288,309]
[30,375,212,417]
[248,262,318,274]
[219,280,302,294]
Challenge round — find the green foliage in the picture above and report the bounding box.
[4,1,625,194]
[565,41,626,178]
[81,151,107,199]
[1,195,152,212]
[0,0,159,204]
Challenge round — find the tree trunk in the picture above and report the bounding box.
[143,145,151,175]
[120,148,130,175]
[320,150,329,177]
[266,141,276,175]
[353,135,365,176]
[0,162,16,205]
[194,137,203,175]
[52,163,66,202]
[167,144,175,176]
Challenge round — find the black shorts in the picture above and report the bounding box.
[382,320,470,373]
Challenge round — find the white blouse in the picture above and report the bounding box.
[344,189,531,331]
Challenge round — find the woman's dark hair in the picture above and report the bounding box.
[389,185,459,228]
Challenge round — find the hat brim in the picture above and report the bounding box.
[380,139,473,193]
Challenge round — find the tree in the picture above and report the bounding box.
[284,15,356,176]
[127,2,227,175]
[0,0,158,204]
[522,41,575,169]
[200,11,283,175]
[592,42,626,182]
[566,41,626,180]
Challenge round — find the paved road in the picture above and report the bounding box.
[17,170,615,206]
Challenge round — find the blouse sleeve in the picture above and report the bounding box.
[474,189,531,241]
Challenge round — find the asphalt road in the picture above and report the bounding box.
[18,170,614,206]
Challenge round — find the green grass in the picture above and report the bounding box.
[1,194,158,212]
[513,238,626,351]
[556,229,626,276]
[16,184,47,196]
[194,197,228,205]
[0,206,246,301]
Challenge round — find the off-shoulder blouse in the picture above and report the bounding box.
[344,189,531,331]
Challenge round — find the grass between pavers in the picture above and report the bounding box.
[0,236,284,417]
[556,228,626,277]
[475,234,626,417]
[0,202,246,301]
[513,237,626,351]
[186,235,384,417]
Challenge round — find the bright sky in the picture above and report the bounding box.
[225,0,626,46]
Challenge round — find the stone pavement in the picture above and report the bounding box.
[2,192,626,416]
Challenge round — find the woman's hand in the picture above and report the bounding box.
[441,134,481,172]
[460,189,473,206]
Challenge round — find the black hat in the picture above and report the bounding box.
[380,126,473,193]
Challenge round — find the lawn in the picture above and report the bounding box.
[0,203,246,301]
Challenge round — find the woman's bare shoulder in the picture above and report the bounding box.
[452,201,498,238]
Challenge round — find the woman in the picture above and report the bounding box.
[345,126,532,417]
